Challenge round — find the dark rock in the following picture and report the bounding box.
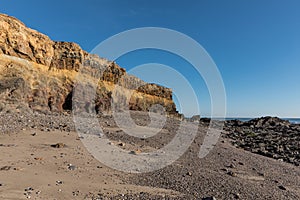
[224,116,300,166]
[51,143,65,148]
[278,185,287,190]
[189,115,201,122]
[227,171,237,177]
[68,164,76,170]
[200,118,211,123]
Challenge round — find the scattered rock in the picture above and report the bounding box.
[278,185,287,190]
[25,187,34,192]
[129,150,141,155]
[51,143,65,148]
[56,180,63,185]
[72,190,80,196]
[227,171,237,177]
[227,164,235,168]
[0,166,12,171]
[68,164,76,170]
[13,167,23,171]
[118,142,125,147]
[224,117,300,166]
[24,187,34,199]
[233,193,240,199]
[187,171,192,176]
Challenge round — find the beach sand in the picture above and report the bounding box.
[0,119,299,199]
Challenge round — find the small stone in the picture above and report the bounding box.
[202,197,217,200]
[129,150,141,155]
[233,193,240,199]
[187,172,192,176]
[258,172,264,177]
[68,164,76,170]
[0,166,12,171]
[28,187,33,191]
[118,142,125,147]
[220,168,228,172]
[278,185,286,190]
[72,190,80,196]
[227,171,237,177]
[51,143,65,148]
[228,164,235,168]
[13,167,23,171]
[56,180,63,185]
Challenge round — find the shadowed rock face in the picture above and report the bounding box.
[0,13,180,116]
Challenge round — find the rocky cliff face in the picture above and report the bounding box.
[0,13,179,116]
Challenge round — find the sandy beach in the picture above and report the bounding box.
[0,113,299,199]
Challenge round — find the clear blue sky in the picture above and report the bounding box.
[1,0,299,118]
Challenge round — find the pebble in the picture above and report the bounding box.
[0,166,12,171]
[233,193,240,199]
[202,197,217,200]
[129,150,141,155]
[238,162,244,165]
[258,172,264,177]
[68,164,76,170]
[51,143,65,148]
[118,142,125,147]
[187,171,192,176]
[72,190,80,196]
[227,171,237,177]
[278,185,287,190]
[25,187,34,192]
[228,164,235,168]
[56,180,63,185]
[24,187,34,199]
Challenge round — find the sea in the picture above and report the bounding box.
[224,118,300,124]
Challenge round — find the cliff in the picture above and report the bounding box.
[0,13,179,116]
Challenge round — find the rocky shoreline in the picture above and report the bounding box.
[224,116,300,166]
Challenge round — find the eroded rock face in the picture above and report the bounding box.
[0,13,179,116]
[0,14,54,66]
[51,42,85,71]
[0,14,87,71]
